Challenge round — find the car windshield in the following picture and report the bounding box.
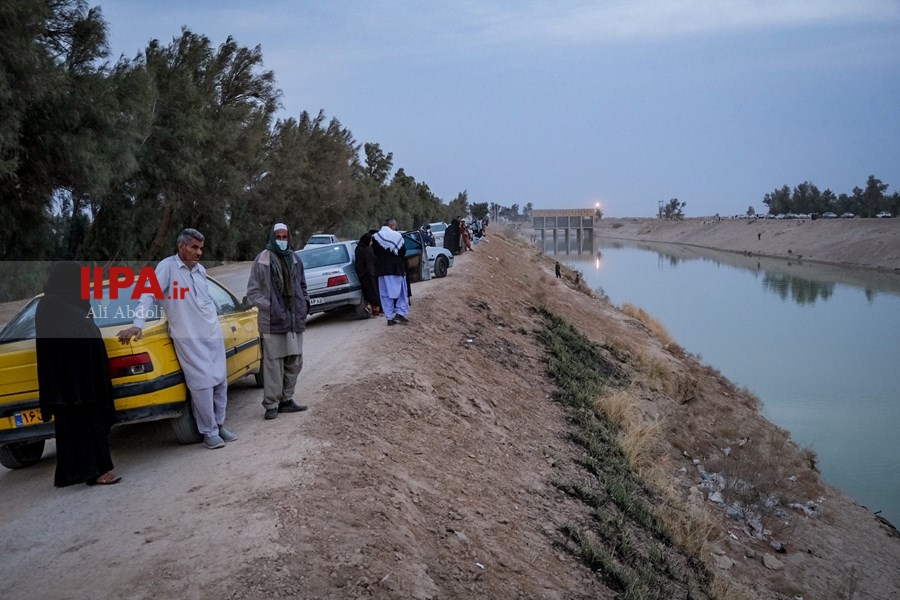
[430,223,447,233]
[0,283,162,343]
[298,244,350,269]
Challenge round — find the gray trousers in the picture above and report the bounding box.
[190,379,228,436]
[261,337,304,409]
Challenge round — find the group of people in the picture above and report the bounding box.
[35,217,419,489]
[443,216,485,255]
[35,222,312,488]
[354,219,412,326]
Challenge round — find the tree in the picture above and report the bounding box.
[862,175,888,218]
[470,202,489,220]
[663,198,686,220]
[762,185,791,216]
[747,206,756,217]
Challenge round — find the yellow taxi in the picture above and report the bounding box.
[0,276,261,469]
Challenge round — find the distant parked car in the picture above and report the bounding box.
[840,212,855,219]
[876,211,893,218]
[427,222,449,247]
[821,212,838,219]
[304,233,339,247]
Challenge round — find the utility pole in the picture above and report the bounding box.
[658,200,664,219]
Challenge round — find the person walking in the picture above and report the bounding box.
[247,223,311,420]
[36,262,121,486]
[372,218,410,326]
[117,228,235,449]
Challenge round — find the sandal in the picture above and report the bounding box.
[88,472,122,486]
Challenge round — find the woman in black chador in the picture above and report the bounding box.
[35,262,121,486]
[355,231,381,316]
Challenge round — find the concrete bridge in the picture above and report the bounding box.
[531,209,596,250]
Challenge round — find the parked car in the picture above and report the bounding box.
[821,212,838,219]
[876,211,893,218]
[298,231,432,318]
[297,241,368,319]
[426,246,453,278]
[304,233,339,247]
[841,212,855,219]
[427,222,449,247]
[0,276,262,469]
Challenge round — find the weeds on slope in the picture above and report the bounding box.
[537,310,715,600]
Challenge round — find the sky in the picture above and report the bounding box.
[99,1,900,218]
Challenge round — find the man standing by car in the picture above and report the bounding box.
[116,228,235,449]
[372,218,410,326]
[247,223,311,420]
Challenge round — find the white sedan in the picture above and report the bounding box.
[426,246,453,278]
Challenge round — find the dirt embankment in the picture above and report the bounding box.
[595,217,900,272]
[2,228,899,599]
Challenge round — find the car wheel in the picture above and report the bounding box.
[0,440,46,469]
[434,256,448,278]
[353,296,370,319]
[171,400,203,444]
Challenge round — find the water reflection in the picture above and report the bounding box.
[541,234,900,304]
[762,273,835,305]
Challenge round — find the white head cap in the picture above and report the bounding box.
[273,222,288,233]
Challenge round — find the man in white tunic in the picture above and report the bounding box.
[116,228,234,449]
[246,223,311,420]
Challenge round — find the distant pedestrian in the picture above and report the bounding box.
[555,262,561,278]
[758,232,762,241]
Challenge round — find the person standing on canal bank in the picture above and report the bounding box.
[247,223,311,420]
[36,261,121,486]
[117,228,235,449]
[555,261,562,278]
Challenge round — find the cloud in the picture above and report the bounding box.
[465,0,900,44]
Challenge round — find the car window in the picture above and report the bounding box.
[403,231,424,257]
[430,223,447,233]
[207,278,240,315]
[298,244,350,269]
[0,283,162,342]
[0,298,38,342]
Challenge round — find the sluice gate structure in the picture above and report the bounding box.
[531,209,596,253]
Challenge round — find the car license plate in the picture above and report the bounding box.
[310,298,325,305]
[14,409,42,427]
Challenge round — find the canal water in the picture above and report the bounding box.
[545,234,900,526]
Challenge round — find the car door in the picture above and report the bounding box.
[402,230,431,283]
[206,277,260,380]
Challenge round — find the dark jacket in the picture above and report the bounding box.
[247,249,310,334]
[372,236,407,278]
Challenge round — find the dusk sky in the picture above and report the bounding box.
[101,1,900,218]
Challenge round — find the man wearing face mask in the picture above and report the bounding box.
[246,223,311,420]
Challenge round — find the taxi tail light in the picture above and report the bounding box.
[326,274,350,287]
[109,352,154,378]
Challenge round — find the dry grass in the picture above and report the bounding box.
[621,303,676,347]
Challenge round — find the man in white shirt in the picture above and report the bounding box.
[116,228,234,449]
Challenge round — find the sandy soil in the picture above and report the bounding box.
[1,228,899,599]
[594,217,900,272]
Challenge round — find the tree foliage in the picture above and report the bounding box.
[762,176,897,217]
[0,3,471,300]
